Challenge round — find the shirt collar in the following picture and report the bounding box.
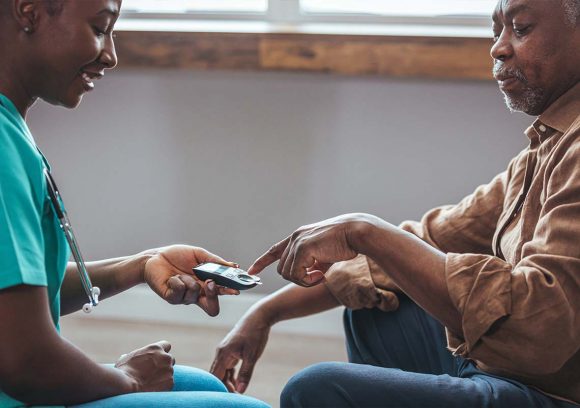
[538,82,580,134]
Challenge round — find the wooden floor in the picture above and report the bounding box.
[61,316,347,407]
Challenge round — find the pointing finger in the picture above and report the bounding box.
[247,237,290,275]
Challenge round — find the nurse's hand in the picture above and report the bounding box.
[115,340,175,392]
[143,245,239,316]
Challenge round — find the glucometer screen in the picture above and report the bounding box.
[197,263,230,275]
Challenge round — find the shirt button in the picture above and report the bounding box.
[538,124,547,132]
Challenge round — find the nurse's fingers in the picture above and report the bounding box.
[178,274,201,305]
[165,275,187,304]
[200,280,220,317]
[194,247,237,268]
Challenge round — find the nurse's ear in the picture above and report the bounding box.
[12,0,42,34]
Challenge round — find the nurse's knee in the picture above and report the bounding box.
[172,365,228,392]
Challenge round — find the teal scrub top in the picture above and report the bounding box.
[0,94,70,408]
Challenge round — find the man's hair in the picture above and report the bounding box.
[562,0,580,25]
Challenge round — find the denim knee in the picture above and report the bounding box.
[281,362,346,408]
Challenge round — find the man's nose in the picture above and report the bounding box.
[490,29,513,62]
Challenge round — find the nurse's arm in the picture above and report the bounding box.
[0,285,137,404]
[60,254,148,316]
[60,245,236,316]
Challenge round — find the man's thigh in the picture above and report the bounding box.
[344,295,456,375]
[281,361,563,408]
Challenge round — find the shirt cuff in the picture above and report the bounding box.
[445,253,512,355]
[324,255,399,312]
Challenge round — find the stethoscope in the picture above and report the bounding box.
[44,168,100,313]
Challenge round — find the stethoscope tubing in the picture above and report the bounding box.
[44,168,100,312]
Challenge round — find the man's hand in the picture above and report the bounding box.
[248,214,376,287]
[143,245,239,316]
[115,341,175,392]
[210,313,271,394]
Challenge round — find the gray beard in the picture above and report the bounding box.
[501,85,546,115]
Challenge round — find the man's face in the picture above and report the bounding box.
[491,0,580,115]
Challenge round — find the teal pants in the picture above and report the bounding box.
[70,365,269,408]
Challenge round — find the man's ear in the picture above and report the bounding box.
[12,0,41,33]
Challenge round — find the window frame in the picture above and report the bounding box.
[120,0,493,29]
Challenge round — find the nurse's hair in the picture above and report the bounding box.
[0,0,64,16]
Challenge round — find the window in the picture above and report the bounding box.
[121,0,496,30]
[300,1,496,18]
[122,0,267,16]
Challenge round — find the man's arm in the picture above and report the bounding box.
[251,281,339,327]
[211,282,339,393]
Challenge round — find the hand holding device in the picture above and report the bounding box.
[143,245,239,317]
[192,263,262,291]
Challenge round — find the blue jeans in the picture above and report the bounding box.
[281,296,578,408]
[70,365,270,408]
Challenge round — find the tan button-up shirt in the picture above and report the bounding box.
[325,83,580,404]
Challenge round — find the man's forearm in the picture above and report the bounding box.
[352,217,463,334]
[249,282,339,327]
[60,253,152,315]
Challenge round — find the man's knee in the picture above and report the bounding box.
[281,362,346,408]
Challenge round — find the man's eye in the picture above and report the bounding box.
[513,25,531,36]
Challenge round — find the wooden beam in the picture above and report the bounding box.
[114,30,494,80]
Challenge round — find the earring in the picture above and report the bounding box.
[23,27,31,33]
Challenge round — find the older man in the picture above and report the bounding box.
[211,0,580,406]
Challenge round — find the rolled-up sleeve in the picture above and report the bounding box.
[445,140,580,376]
[324,255,400,312]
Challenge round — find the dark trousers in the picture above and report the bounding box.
[280,296,578,408]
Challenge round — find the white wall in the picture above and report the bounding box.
[29,69,531,293]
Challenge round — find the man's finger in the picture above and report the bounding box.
[236,359,256,394]
[224,369,237,393]
[247,237,290,275]
[209,352,226,379]
[210,351,237,381]
[291,249,323,286]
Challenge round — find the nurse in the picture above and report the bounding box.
[0,1,269,407]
